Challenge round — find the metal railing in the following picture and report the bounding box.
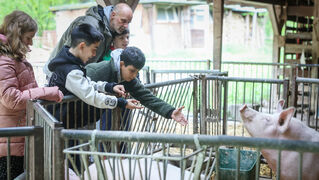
[24,75,319,179]
[222,61,319,79]
[0,126,43,180]
[200,76,289,137]
[61,130,319,180]
[27,100,64,180]
[150,69,227,83]
[296,77,319,130]
[25,77,198,179]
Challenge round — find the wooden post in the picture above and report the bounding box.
[312,0,319,78]
[289,64,297,107]
[213,0,224,71]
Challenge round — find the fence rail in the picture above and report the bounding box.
[0,126,44,180]
[61,130,319,180]
[295,77,319,130]
[150,69,227,83]
[222,61,319,79]
[22,74,319,179]
[200,76,289,136]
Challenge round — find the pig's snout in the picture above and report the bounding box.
[240,104,248,113]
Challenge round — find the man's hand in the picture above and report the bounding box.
[171,106,188,125]
[125,99,143,109]
[113,85,126,97]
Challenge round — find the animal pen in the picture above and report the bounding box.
[2,0,319,178]
[0,66,316,179]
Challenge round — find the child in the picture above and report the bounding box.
[86,47,188,126]
[0,11,63,179]
[48,24,141,128]
[103,29,129,61]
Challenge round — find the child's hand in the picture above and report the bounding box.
[113,85,126,97]
[57,90,64,102]
[125,99,143,109]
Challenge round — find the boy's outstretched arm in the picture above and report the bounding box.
[124,79,189,125]
[171,106,188,125]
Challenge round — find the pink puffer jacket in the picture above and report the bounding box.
[0,54,63,158]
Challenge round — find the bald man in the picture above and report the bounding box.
[43,3,133,79]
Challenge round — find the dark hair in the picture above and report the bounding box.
[120,46,145,70]
[70,24,104,48]
[0,10,37,61]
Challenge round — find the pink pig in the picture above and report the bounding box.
[240,100,319,180]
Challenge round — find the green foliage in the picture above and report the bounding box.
[0,0,88,35]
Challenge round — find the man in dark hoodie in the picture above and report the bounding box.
[44,3,133,80]
[48,24,141,128]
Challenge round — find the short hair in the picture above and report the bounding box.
[120,46,145,70]
[0,10,37,61]
[70,24,104,48]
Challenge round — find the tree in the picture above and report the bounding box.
[0,0,91,35]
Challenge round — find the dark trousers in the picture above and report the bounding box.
[0,156,24,180]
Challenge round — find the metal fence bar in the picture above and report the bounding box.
[60,129,319,179]
[203,75,288,136]
[150,69,227,83]
[61,130,319,153]
[295,77,319,129]
[0,126,44,180]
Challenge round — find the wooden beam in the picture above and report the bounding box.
[267,5,279,35]
[227,0,284,5]
[285,44,312,53]
[213,0,224,70]
[286,32,312,40]
[277,35,285,47]
[224,1,266,8]
[267,4,285,35]
[272,36,280,62]
[287,6,313,17]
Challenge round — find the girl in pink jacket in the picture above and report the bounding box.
[0,11,63,179]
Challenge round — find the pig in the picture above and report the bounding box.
[240,100,319,180]
[83,158,203,180]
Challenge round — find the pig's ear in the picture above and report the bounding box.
[278,107,295,133]
[276,99,285,112]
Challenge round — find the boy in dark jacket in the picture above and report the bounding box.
[48,24,141,128]
[86,47,187,125]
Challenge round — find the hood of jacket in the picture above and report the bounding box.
[111,48,123,82]
[86,5,114,36]
[48,46,85,72]
[103,5,113,28]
